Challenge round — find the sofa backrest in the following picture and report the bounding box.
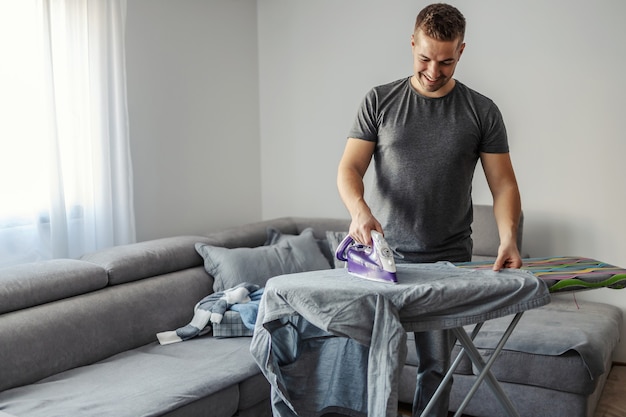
[471,204,525,259]
[0,259,107,315]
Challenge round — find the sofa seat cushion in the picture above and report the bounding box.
[0,336,262,417]
[465,298,622,394]
[474,347,600,395]
[403,299,622,396]
[449,372,603,417]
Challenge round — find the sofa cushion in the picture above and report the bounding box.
[81,235,214,285]
[449,373,598,417]
[475,348,600,395]
[196,228,331,292]
[325,230,349,269]
[402,298,622,400]
[0,337,259,417]
[160,386,240,417]
[466,298,622,394]
[0,259,107,314]
[203,217,299,249]
[238,372,271,410]
[265,226,339,268]
[0,267,211,392]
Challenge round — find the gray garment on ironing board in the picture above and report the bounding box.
[250,263,550,417]
[348,78,509,263]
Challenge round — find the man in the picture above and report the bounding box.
[336,3,522,417]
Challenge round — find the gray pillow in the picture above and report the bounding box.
[196,228,331,292]
[326,230,349,269]
[265,227,334,267]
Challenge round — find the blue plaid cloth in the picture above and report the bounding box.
[213,310,254,338]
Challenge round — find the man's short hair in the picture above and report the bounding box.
[414,3,466,43]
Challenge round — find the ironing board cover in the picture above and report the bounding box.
[458,256,626,292]
[250,263,550,417]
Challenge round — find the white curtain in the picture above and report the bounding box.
[0,0,135,268]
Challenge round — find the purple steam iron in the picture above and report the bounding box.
[335,230,397,284]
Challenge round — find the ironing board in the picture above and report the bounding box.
[457,256,626,293]
[250,262,550,417]
[442,256,626,416]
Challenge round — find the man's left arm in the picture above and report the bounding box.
[480,152,523,271]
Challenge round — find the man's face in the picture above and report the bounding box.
[411,29,465,98]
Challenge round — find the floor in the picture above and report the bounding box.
[397,365,626,417]
[593,365,626,417]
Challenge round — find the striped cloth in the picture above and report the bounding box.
[458,256,626,292]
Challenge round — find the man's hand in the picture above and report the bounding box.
[492,242,522,271]
[349,210,383,245]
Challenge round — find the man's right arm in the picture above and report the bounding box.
[337,138,381,244]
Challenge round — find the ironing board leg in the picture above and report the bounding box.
[418,323,484,417]
[452,312,523,417]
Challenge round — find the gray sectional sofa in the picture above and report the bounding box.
[0,205,621,417]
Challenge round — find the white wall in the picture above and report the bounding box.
[257,0,626,361]
[125,0,626,360]
[125,0,261,241]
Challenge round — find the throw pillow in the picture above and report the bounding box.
[266,227,335,267]
[196,228,331,292]
[326,230,349,269]
[264,227,283,246]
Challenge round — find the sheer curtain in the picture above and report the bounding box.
[0,0,135,268]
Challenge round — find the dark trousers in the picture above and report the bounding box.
[412,329,457,417]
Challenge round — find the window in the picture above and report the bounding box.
[0,0,135,268]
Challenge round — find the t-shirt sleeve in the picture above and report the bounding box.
[347,89,379,142]
[479,102,509,153]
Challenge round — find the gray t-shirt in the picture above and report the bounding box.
[348,77,509,262]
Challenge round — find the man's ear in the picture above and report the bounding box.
[458,42,466,59]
